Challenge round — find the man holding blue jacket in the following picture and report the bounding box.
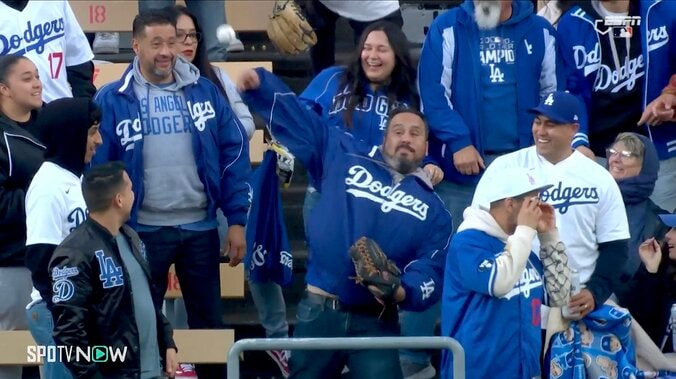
[238,68,453,379]
[92,9,250,378]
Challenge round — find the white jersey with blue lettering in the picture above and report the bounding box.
[26,162,87,302]
[0,0,94,102]
[472,146,630,284]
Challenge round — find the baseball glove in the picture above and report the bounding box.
[349,237,402,302]
[266,0,317,55]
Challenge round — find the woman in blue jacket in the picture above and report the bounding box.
[299,20,444,378]
[299,20,443,217]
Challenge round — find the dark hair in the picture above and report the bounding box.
[339,21,420,129]
[385,106,429,138]
[658,233,676,284]
[82,161,127,213]
[132,8,176,38]
[169,5,228,101]
[0,55,30,85]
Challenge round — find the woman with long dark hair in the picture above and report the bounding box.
[172,5,255,139]
[300,20,443,212]
[0,55,45,379]
[623,218,676,354]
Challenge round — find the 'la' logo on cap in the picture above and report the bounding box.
[544,93,555,106]
[527,173,535,185]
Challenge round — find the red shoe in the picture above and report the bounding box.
[175,363,198,378]
[266,350,290,378]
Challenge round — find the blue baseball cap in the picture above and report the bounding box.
[659,214,676,227]
[529,91,583,124]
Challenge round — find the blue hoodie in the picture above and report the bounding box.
[242,68,453,311]
[557,0,676,159]
[92,57,251,228]
[418,0,563,184]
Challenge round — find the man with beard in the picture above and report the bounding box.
[92,9,250,378]
[237,68,453,379]
[418,0,564,228]
[413,1,563,375]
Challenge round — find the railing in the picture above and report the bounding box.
[227,336,465,378]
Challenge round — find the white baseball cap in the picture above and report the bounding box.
[481,167,553,206]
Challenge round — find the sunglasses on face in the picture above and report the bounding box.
[606,148,638,160]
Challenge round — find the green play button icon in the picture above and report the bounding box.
[92,346,108,362]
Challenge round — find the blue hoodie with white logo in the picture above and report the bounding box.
[557,0,676,159]
[242,68,453,310]
[418,0,563,184]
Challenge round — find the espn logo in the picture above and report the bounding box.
[594,16,641,39]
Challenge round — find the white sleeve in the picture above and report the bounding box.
[492,225,538,297]
[596,177,630,243]
[26,189,66,246]
[215,67,255,140]
[62,0,94,67]
[539,28,558,97]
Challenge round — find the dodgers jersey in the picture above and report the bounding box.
[0,0,94,102]
[473,147,630,284]
[442,228,544,379]
[26,161,87,302]
[243,69,453,311]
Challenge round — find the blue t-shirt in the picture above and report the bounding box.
[478,31,519,153]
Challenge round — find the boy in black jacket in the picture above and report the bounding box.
[49,162,178,379]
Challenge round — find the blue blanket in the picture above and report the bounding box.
[547,305,675,379]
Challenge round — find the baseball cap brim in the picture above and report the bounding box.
[488,183,554,204]
[528,106,571,124]
[658,214,676,227]
[517,183,554,199]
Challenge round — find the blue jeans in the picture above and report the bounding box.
[26,300,73,379]
[138,0,228,60]
[138,227,224,378]
[216,209,289,338]
[290,293,403,379]
[249,280,289,338]
[398,301,441,366]
[434,154,501,232]
[302,186,320,231]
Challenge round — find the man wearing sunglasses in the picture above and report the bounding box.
[473,91,630,320]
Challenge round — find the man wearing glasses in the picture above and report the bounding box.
[92,9,251,378]
[473,91,630,319]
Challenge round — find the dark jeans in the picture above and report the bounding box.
[137,227,224,377]
[305,0,404,75]
[289,292,404,379]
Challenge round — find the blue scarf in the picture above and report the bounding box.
[614,134,660,277]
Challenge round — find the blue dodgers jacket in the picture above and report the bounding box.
[557,0,676,159]
[93,58,251,227]
[243,68,453,310]
[418,0,562,184]
[442,226,544,379]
